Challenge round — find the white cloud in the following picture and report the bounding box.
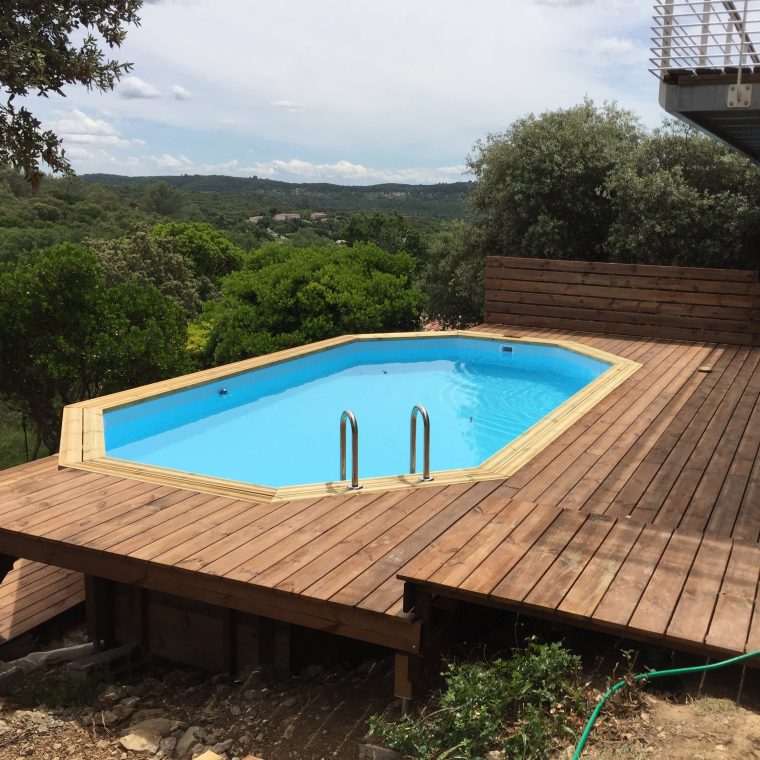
[47,109,145,152]
[119,76,162,99]
[271,100,307,113]
[32,0,660,181]
[92,153,468,183]
[588,36,649,63]
[172,84,192,100]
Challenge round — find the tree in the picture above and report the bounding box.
[142,181,186,216]
[199,242,425,365]
[0,1,142,186]
[468,100,643,261]
[603,122,760,268]
[342,211,428,263]
[422,221,486,328]
[0,243,188,453]
[87,222,245,315]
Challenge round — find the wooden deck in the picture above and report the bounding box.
[0,558,83,643]
[0,321,759,675]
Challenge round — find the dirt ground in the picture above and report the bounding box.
[2,615,760,760]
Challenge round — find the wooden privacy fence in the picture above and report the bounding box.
[484,256,760,345]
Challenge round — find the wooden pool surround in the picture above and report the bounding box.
[58,331,640,503]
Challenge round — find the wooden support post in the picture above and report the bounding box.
[0,555,17,585]
[85,576,114,649]
[128,586,148,650]
[395,583,434,707]
[258,617,290,675]
[222,608,238,675]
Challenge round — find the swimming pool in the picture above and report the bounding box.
[61,332,640,500]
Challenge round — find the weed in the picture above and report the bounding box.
[0,672,101,708]
[369,639,589,759]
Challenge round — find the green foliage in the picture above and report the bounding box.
[142,181,187,216]
[342,211,428,262]
[469,99,642,262]
[87,222,244,315]
[468,101,759,269]
[422,221,485,328]
[0,1,141,185]
[200,242,425,365]
[369,640,588,760]
[0,671,101,708]
[602,122,760,268]
[0,243,188,452]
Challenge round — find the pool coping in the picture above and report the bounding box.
[58,331,642,502]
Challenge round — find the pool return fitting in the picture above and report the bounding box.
[339,404,434,490]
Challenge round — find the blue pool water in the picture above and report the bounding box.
[104,337,609,488]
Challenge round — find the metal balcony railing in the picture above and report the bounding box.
[651,0,760,77]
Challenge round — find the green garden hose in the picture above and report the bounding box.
[572,649,760,759]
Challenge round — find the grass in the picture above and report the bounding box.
[0,672,101,708]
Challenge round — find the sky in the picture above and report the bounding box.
[31,0,659,185]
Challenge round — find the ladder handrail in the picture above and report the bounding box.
[339,409,362,490]
[410,404,434,482]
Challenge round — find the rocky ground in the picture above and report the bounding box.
[2,618,760,760]
[0,655,402,760]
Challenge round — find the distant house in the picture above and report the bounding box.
[310,212,328,221]
[247,215,264,223]
[273,213,301,222]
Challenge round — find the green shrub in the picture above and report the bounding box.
[369,640,588,760]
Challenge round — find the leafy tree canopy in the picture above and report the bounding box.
[0,1,142,186]
[0,243,188,453]
[342,211,428,262]
[86,222,245,315]
[468,99,643,262]
[199,242,425,365]
[422,220,485,328]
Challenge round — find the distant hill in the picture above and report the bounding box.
[81,174,473,219]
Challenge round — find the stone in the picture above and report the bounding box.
[230,705,241,716]
[177,726,207,758]
[159,737,177,754]
[300,664,324,678]
[241,671,266,691]
[358,745,401,760]
[280,696,297,708]
[485,752,506,760]
[118,718,183,755]
[128,708,168,724]
[282,723,296,740]
[212,739,234,753]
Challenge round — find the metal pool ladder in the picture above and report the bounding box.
[339,409,362,490]
[410,404,434,482]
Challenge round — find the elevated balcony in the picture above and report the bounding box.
[652,0,760,162]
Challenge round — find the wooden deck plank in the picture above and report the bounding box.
[490,509,592,604]
[332,480,503,610]
[705,541,760,653]
[276,485,464,596]
[523,515,616,609]
[666,537,732,646]
[627,532,702,636]
[557,520,644,619]
[0,560,84,642]
[591,524,673,630]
